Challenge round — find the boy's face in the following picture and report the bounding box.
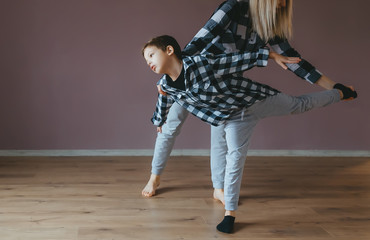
[143,45,170,75]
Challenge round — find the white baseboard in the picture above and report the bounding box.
[0,149,369,157]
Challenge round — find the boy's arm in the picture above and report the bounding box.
[204,47,270,75]
[268,37,322,84]
[151,91,174,127]
[183,0,239,56]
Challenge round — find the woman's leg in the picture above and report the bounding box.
[217,110,259,233]
[142,102,189,197]
[223,112,259,212]
[250,90,341,119]
[216,89,340,232]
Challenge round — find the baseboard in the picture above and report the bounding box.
[0,149,369,157]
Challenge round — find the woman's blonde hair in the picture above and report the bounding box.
[249,0,293,41]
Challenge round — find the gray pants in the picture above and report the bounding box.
[151,90,341,210]
[211,90,341,210]
[151,102,188,175]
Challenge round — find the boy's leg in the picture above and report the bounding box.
[142,102,189,197]
[211,124,227,204]
[151,102,189,175]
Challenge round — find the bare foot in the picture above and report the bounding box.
[213,188,225,205]
[142,174,160,197]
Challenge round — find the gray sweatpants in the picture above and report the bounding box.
[151,102,188,175]
[211,90,341,211]
[151,90,341,211]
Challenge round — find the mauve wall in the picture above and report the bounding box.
[0,0,369,150]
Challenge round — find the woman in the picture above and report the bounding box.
[207,0,357,233]
[144,0,357,233]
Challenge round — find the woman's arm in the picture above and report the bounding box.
[315,75,336,90]
[268,37,322,84]
[268,39,358,100]
[316,75,358,100]
[183,0,239,56]
[269,51,357,100]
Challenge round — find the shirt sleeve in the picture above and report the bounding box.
[204,47,270,75]
[182,0,239,56]
[268,37,322,84]
[151,92,174,127]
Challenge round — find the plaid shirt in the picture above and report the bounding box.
[151,0,323,126]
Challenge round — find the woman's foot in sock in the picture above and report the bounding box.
[333,83,357,100]
[216,215,235,233]
[142,174,160,197]
[213,189,225,205]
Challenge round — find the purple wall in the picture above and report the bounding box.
[0,0,369,150]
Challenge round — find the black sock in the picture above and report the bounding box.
[333,83,358,100]
[216,215,235,233]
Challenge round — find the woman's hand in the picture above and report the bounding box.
[157,85,167,96]
[269,51,301,70]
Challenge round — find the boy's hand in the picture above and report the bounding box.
[157,126,162,133]
[157,85,167,96]
[269,51,301,70]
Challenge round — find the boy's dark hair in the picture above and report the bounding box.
[142,35,182,59]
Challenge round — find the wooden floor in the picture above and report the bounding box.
[0,156,369,240]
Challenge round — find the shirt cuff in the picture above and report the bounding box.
[306,69,323,84]
[257,47,270,67]
[151,117,165,127]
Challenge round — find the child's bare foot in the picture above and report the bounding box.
[213,188,225,205]
[142,174,160,197]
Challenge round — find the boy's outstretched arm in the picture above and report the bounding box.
[203,47,270,76]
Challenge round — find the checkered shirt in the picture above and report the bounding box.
[151,0,323,126]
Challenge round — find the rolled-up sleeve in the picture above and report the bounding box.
[269,37,322,84]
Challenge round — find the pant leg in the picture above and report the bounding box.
[211,124,227,189]
[151,102,189,175]
[223,110,259,211]
[250,90,341,119]
[216,90,340,211]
